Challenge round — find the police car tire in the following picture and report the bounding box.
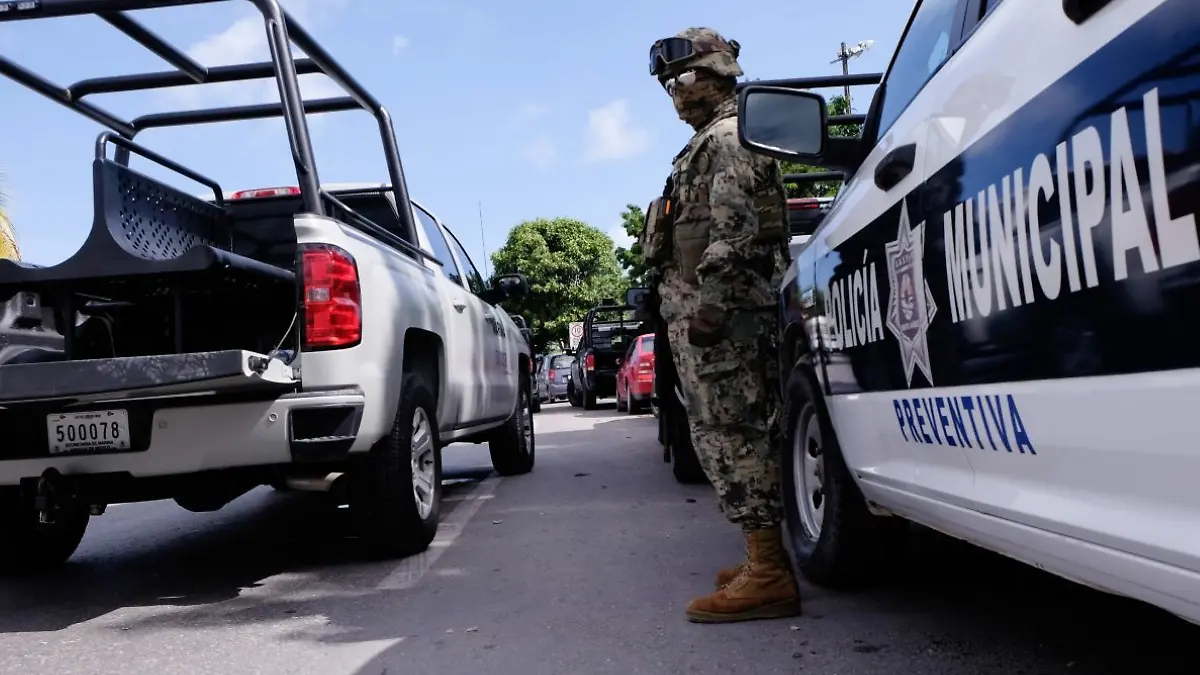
[782,366,905,589]
[348,373,442,559]
[0,489,90,573]
[489,373,536,476]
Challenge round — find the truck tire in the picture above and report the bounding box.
[782,366,906,589]
[348,372,442,558]
[567,379,582,408]
[672,438,707,484]
[582,383,598,410]
[489,372,536,476]
[628,393,646,415]
[0,490,90,573]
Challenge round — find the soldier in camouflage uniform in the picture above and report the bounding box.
[644,27,799,623]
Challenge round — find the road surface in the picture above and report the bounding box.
[0,402,1193,675]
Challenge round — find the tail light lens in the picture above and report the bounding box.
[548,369,556,382]
[585,353,595,370]
[300,244,361,350]
[636,360,653,373]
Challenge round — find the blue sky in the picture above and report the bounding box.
[0,0,912,273]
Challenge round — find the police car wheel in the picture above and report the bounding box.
[781,367,905,589]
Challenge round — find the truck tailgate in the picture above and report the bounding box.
[0,350,298,404]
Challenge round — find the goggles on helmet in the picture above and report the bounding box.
[649,37,705,76]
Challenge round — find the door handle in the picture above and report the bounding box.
[874,143,917,191]
[1063,0,1114,24]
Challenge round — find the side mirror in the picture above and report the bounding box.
[491,273,530,299]
[737,86,827,162]
[626,287,652,321]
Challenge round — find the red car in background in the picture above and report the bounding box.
[616,333,655,414]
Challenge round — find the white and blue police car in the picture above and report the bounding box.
[738,0,1200,624]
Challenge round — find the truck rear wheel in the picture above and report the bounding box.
[0,490,90,573]
[489,372,536,476]
[782,366,906,588]
[349,372,442,558]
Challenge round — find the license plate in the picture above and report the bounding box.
[46,410,131,455]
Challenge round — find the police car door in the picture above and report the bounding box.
[916,0,1200,594]
[812,0,978,505]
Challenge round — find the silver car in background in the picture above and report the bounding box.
[536,352,575,403]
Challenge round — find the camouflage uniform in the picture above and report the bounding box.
[646,27,799,623]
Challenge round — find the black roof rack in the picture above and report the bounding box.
[0,0,418,244]
[737,72,883,126]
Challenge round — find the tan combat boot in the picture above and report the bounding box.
[714,562,746,589]
[687,527,801,623]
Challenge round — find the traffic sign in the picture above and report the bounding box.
[568,322,584,350]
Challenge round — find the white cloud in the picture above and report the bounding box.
[169,0,347,109]
[584,99,652,162]
[608,222,636,249]
[521,138,558,169]
[392,34,410,54]
[511,103,549,124]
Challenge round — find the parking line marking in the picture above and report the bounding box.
[374,475,501,590]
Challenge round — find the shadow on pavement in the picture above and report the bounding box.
[1,401,1196,675]
[0,467,490,634]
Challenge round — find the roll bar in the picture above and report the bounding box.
[0,0,418,244]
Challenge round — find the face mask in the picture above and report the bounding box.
[665,69,728,129]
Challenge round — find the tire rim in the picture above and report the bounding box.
[521,388,533,451]
[793,405,825,540]
[411,407,436,519]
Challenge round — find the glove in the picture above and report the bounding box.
[687,304,727,347]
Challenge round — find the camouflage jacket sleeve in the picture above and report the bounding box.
[695,118,773,312]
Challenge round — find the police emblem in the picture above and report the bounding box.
[884,199,936,386]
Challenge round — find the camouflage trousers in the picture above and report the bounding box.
[660,275,785,532]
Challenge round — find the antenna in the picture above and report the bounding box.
[830,40,874,109]
[478,201,491,278]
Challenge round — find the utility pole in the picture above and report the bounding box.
[830,40,874,111]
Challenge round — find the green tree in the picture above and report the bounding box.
[613,203,650,287]
[781,93,860,199]
[490,217,626,352]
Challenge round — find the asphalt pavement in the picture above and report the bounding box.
[0,401,1195,675]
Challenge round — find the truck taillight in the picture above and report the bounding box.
[585,353,595,370]
[300,244,361,350]
[232,186,301,200]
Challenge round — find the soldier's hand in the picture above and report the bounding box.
[687,305,727,347]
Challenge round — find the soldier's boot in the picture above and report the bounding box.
[687,527,801,623]
[715,562,746,589]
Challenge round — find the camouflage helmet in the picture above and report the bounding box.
[662,27,743,79]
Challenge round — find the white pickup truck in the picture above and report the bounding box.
[0,0,534,572]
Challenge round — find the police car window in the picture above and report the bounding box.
[876,0,961,136]
[443,227,488,295]
[413,205,463,285]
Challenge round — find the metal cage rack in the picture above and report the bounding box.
[0,0,418,243]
